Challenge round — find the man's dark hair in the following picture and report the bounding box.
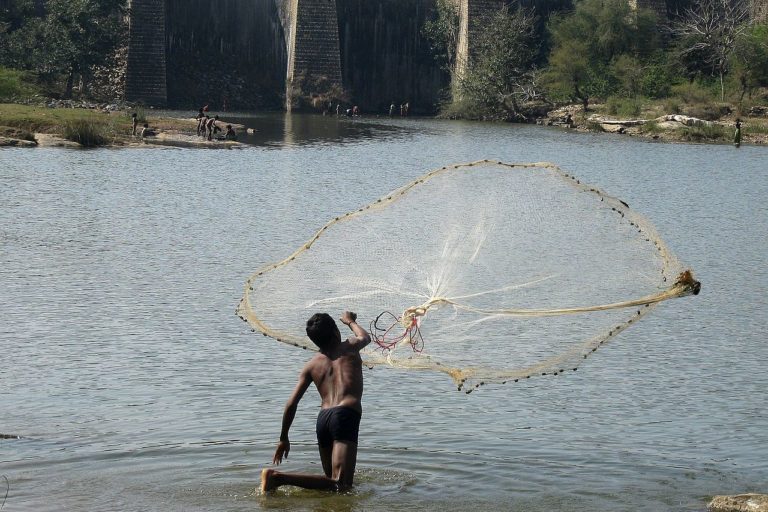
[306,313,337,351]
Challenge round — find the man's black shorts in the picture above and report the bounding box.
[316,406,361,447]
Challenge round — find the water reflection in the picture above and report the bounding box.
[160,110,414,148]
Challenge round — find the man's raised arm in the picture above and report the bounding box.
[340,311,371,350]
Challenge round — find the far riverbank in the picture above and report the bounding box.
[2,101,768,149]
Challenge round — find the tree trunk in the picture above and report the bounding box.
[739,75,747,104]
[719,70,725,102]
[64,71,74,99]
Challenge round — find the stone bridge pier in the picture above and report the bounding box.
[123,0,687,111]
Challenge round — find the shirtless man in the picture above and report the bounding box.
[206,115,220,141]
[260,311,371,493]
[197,115,208,137]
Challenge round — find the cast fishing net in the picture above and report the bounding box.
[237,161,700,392]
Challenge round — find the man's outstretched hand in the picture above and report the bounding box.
[340,311,357,326]
[273,439,290,465]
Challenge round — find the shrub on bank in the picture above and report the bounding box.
[63,119,108,147]
[604,96,644,118]
[671,82,717,106]
[0,125,36,142]
[0,67,36,101]
[678,123,728,142]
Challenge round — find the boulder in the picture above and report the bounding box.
[709,494,768,512]
[0,136,37,148]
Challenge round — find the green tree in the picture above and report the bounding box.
[0,0,126,98]
[0,0,42,69]
[423,0,460,73]
[37,0,126,97]
[730,24,768,104]
[456,7,539,120]
[545,0,660,110]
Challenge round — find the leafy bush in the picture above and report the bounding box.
[682,103,730,121]
[585,120,604,132]
[671,81,717,105]
[0,125,36,141]
[62,120,108,147]
[743,122,768,135]
[605,96,644,117]
[640,63,673,99]
[678,123,728,141]
[0,67,36,100]
[639,120,664,134]
[663,98,682,114]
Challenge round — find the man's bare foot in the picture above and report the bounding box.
[260,468,279,493]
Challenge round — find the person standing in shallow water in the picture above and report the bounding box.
[261,311,371,493]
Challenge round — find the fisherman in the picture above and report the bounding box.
[131,113,138,136]
[260,312,371,493]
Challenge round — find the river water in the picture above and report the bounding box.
[1,114,766,512]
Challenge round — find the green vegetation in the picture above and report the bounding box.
[545,0,660,111]
[0,103,202,146]
[0,103,123,133]
[0,125,36,141]
[422,0,460,74]
[423,0,768,129]
[678,123,729,141]
[454,7,539,120]
[1,0,126,99]
[62,119,109,147]
[0,67,37,100]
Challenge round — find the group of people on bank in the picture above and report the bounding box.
[196,106,237,141]
[130,112,155,138]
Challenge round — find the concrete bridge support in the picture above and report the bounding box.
[454,0,505,96]
[753,0,768,22]
[125,0,168,106]
[284,0,343,112]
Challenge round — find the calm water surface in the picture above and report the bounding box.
[1,114,767,512]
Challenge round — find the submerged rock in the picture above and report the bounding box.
[709,494,768,512]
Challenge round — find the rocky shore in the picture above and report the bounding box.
[539,104,768,145]
[709,494,768,512]
[3,100,768,149]
[0,103,245,149]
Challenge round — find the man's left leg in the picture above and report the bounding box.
[331,440,358,490]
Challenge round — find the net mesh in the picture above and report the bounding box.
[237,161,699,391]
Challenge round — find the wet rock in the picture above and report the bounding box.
[0,136,37,148]
[709,494,768,512]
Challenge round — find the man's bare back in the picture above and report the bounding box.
[261,311,371,493]
[307,342,364,413]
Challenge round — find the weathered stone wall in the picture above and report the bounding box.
[336,0,448,115]
[125,0,167,106]
[454,0,505,92]
[753,0,768,22]
[165,0,287,110]
[286,0,343,110]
